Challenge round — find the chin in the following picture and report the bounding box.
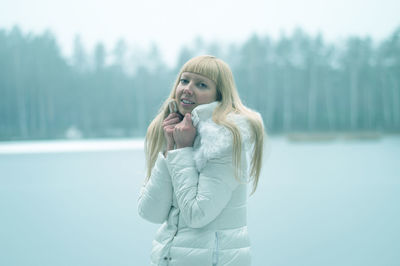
[178,109,190,116]
[178,105,195,115]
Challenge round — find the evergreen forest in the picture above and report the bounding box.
[1,25,399,141]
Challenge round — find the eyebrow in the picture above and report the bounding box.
[181,74,209,83]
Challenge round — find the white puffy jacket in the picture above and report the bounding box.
[138,101,255,266]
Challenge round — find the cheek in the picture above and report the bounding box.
[198,90,217,104]
[208,88,217,101]
[175,87,182,98]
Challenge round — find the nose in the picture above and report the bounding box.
[183,81,194,95]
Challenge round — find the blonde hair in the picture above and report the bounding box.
[145,55,265,194]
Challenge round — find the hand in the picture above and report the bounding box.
[173,113,196,149]
[162,112,183,153]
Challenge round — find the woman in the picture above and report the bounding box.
[138,55,265,266]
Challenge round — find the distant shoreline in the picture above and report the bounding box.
[1,134,399,154]
[0,138,145,154]
[285,132,398,142]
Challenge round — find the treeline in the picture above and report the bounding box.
[0,26,399,141]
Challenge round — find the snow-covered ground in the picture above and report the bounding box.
[1,137,399,266]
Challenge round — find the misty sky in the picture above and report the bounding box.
[2,0,400,66]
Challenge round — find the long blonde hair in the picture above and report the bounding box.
[145,55,265,194]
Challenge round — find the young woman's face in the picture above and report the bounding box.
[175,72,217,115]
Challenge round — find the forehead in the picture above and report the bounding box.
[181,72,215,84]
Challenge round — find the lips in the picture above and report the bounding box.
[181,98,195,104]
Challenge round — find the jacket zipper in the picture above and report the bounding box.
[212,232,219,265]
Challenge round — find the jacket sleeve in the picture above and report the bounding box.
[165,147,239,228]
[137,152,173,224]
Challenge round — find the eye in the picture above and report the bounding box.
[198,82,208,89]
[180,79,189,85]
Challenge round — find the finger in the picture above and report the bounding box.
[168,112,181,119]
[163,117,175,126]
[164,124,176,130]
[164,113,183,124]
[163,123,174,129]
[174,124,182,132]
[183,113,192,126]
[164,113,176,122]
[163,117,181,126]
[163,126,175,134]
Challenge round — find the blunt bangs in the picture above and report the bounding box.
[180,55,220,86]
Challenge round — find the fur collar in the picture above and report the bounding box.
[191,102,253,172]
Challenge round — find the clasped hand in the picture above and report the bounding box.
[162,112,196,153]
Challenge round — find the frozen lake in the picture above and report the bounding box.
[1,137,399,266]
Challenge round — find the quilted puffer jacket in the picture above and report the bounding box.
[138,101,255,266]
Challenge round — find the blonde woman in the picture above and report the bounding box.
[138,55,265,266]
